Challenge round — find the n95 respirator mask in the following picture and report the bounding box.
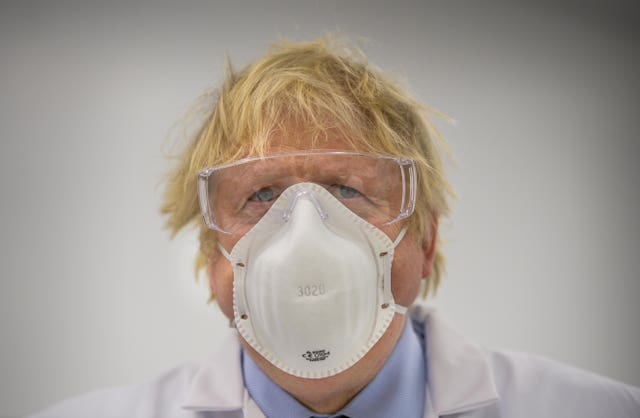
[219,182,408,379]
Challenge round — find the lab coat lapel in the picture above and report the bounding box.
[411,305,499,417]
[181,329,261,417]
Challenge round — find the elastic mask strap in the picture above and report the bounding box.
[218,243,233,262]
[394,304,408,315]
[393,226,408,248]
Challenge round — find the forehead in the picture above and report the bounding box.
[218,151,387,181]
[208,148,403,196]
[260,129,364,155]
[206,119,402,171]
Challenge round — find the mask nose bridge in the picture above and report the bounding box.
[282,187,328,223]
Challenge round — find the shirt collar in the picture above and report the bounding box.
[242,317,426,418]
[182,305,499,416]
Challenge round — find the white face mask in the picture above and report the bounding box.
[219,182,407,379]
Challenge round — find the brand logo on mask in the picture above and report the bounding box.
[302,349,331,362]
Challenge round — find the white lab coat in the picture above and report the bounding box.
[30,304,640,418]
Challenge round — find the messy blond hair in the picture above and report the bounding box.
[161,36,453,299]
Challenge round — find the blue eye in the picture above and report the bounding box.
[335,185,361,199]
[249,188,275,202]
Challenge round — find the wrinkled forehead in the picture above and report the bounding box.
[215,151,387,183]
[203,118,408,177]
[262,126,369,154]
[238,119,389,159]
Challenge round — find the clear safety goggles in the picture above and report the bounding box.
[198,151,417,235]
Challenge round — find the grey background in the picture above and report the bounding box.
[1,1,639,417]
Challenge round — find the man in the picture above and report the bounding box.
[31,37,639,418]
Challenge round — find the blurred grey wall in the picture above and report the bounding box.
[1,1,639,416]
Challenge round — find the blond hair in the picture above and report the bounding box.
[161,36,453,299]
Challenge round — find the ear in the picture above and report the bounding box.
[421,216,439,279]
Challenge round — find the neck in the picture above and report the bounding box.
[241,315,405,414]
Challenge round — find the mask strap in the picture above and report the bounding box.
[392,226,408,248]
[218,243,233,262]
[394,304,408,315]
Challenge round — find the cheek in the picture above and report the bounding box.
[208,245,236,321]
[390,238,424,306]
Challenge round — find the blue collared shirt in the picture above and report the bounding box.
[242,318,426,418]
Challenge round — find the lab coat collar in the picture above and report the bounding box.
[182,329,246,414]
[182,305,499,417]
[410,304,499,415]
